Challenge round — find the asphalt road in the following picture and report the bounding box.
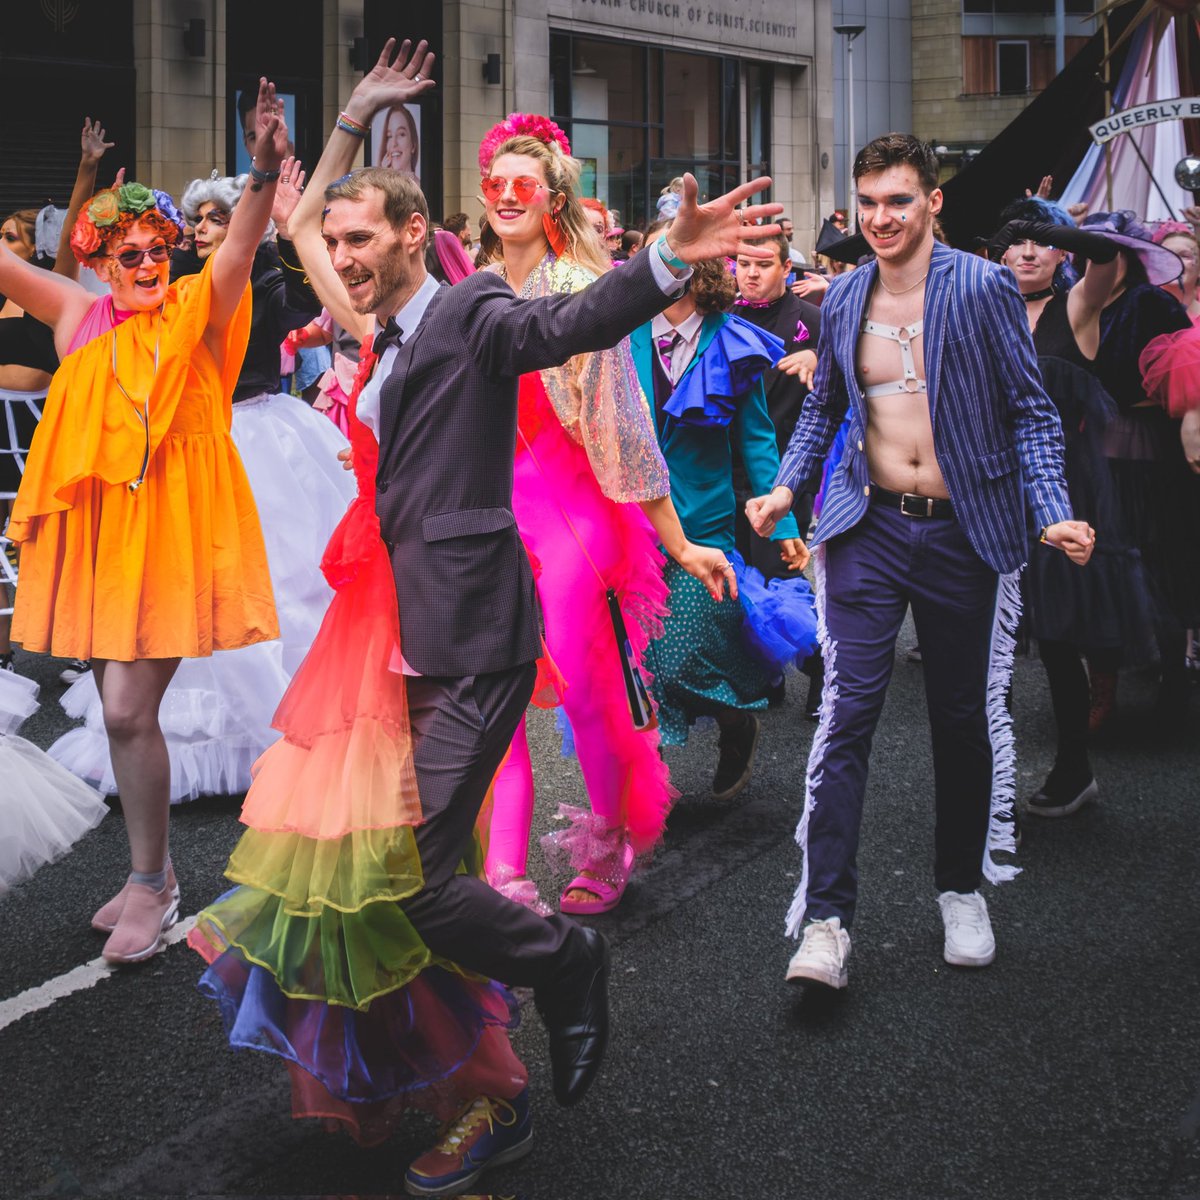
[2,633,1198,1200]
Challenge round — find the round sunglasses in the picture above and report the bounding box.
[109,243,171,270]
[480,175,548,205]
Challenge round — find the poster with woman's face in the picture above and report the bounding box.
[371,104,421,177]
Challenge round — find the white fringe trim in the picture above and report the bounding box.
[785,545,838,938]
[982,568,1022,884]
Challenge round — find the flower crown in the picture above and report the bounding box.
[70,183,185,264]
[478,113,571,174]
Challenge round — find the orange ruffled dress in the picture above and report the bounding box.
[7,256,278,661]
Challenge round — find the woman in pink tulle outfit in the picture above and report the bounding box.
[477,114,727,914]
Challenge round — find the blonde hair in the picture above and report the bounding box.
[480,134,610,277]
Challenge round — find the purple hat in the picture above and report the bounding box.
[1079,210,1184,286]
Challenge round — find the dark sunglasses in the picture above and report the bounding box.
[110,243,171,269]
[480,175,547,205]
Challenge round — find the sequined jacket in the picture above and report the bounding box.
[488,253,671,504]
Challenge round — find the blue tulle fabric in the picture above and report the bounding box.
[555,707,577,757]
[730,550,820,670]
[662,315,785,428]
[198,943,520,1105]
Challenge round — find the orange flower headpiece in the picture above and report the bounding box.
[70,183,185,265]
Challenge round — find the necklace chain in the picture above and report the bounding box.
[877,270,929,296]
[111,302,164,493]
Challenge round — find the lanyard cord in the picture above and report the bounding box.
[110,303,163,493]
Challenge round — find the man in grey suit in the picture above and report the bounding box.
[299,38,783,1192]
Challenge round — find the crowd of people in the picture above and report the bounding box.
[0,35,1197,1197]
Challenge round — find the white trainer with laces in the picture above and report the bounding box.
[785,916,851,989]
[937,891,996,967]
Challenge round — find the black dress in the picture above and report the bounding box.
[1094,284,1200,632]
[1020,297,1156,659]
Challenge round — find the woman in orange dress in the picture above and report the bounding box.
[0,79,288,964]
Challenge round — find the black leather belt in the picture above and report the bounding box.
[870,485,954,518]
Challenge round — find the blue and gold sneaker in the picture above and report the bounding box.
[404,1090,533,1197]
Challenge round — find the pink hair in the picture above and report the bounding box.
[433,229,475,284]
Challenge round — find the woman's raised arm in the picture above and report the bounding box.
[205,78,287,346]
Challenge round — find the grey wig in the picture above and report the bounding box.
[180,172,276,242]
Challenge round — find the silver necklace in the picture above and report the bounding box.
[110,303,164,493]
[877,271,929,296]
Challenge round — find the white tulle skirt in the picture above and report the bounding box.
[49,393,356,803]
[0,670,107,893]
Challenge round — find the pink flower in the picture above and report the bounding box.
[478,113,571,173]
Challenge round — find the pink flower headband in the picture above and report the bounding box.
[1152,220,1195,245]
[478,113,571,173]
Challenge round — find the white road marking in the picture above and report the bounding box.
[0,914,197,1034]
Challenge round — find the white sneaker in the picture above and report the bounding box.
[937,891,995,967]
[785,917,851,989]
[59,659,91,685]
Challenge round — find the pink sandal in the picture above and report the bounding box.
[559,842,635,915]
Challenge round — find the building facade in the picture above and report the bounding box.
[3,0,837,253]
[911,0,1091,170]
[829,0,914,211]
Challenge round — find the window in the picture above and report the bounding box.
[550,31,771,228]
[997,40,1030,94]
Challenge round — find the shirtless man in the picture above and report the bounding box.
[746,133,1094,988]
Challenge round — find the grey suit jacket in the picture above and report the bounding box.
[375,247,678,677]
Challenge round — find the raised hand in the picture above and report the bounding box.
[663,173,782,265]
[272,155,306,235]
[252,78,288,173]
[347,38,436,122]
[791,271,829,301]
[80,118,114,163]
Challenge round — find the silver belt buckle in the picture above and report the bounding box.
[900,492,932,517]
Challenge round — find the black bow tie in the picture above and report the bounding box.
[373,316,403,355]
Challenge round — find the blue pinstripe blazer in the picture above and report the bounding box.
[775,241,1073,574]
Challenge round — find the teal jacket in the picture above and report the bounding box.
[630,311,799,552]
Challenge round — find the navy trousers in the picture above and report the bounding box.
[802,499,1000,927]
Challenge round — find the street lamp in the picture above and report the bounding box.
[834,23,866,229]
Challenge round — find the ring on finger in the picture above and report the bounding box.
[414,72,423,81]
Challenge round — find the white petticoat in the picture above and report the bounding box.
[0,670,107,893]
[49,393,356,802]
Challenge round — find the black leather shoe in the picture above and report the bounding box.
[534,926,610,1107]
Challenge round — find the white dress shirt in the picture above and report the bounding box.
[650,309,705,384]
[355,272,443,438]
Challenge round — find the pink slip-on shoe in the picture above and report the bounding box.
[559,842,635,916]
[92,862,179,933]
[101,880,180,964]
